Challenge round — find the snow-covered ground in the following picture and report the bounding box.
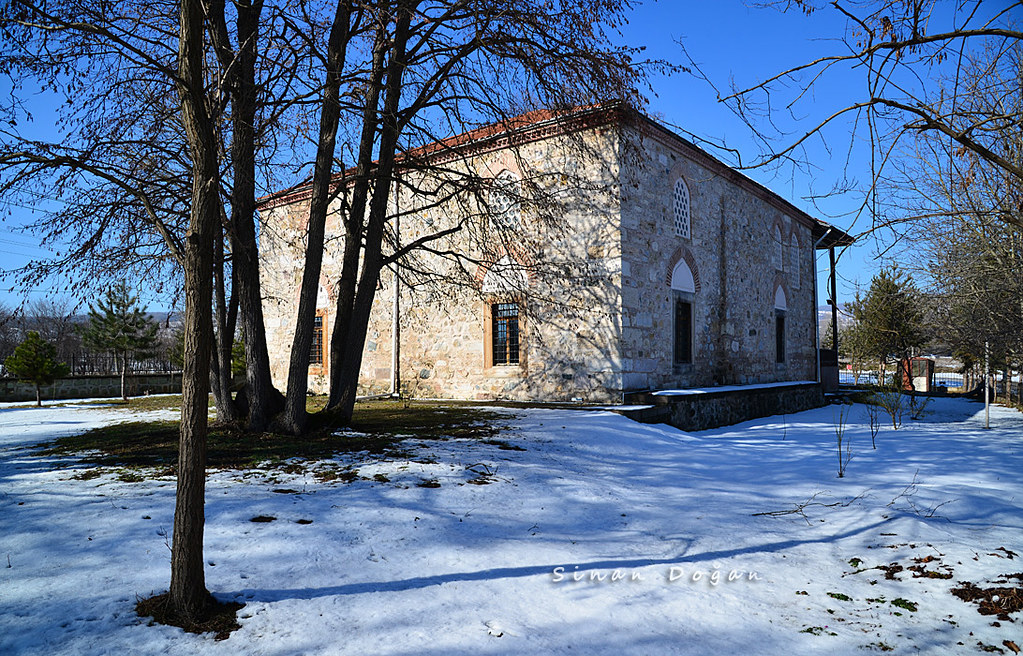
[1,397,1021,655]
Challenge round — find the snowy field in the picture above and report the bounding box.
[1,397,1021,655]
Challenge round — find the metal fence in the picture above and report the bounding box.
[61,350,180,375]
[839,367,1019,398]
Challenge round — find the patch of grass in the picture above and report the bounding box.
[799,626,837,636]
[417,478,441,488]
[135,592,242,641]
[864,642,895,652]
[117,470,145,483]
[848,558,863,568]
[74,394,209,412]
[71,468,102,481]
[36,400,505,471]
[908,564,952,579]
[372,473,390,483]
[891,598,918,612]
[312,466,360,484]
[827,592,852,602]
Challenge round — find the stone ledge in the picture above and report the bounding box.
[619,381,824,431]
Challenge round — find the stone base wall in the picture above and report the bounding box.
[0,374,182,403]
[619,124,818,391]
[622,382,824,431]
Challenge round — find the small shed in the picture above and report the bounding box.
[900,357,935,393]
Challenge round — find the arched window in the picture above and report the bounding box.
[673,177,691,239]
[772,225,784,270]
[481,255,528,294]
[774,286,787,364]
[670,258,695,294]
[789,234,800,289]
[671,259,695,366]
[489,170,521,228]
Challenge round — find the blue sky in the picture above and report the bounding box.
[617,1,891,303]
[0,1,944,312]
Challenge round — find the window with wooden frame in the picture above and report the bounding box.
[309,310,327,373]
[484,301,524,369]
[492,302,520,365]
[672,291,693,366]
[775,310,786,364]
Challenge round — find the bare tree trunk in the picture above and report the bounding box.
[209,0,281,431]
[121,350,128,401]
[211,229,238,421]
[169,0,218,622]
[277,0,354,435]
[331,3,411,424]
[326,27,389,413]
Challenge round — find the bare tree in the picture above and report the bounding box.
[166,0,223,624]
[689,0,1023,235]
[269,0,651,429]
[895,38,1022,395]
[0,0,298,427]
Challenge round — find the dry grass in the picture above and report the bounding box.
[37,399,506,472]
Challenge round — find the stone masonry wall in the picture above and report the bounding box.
[618,123,818,391]
[260,114,823,402]
[623,382,824,431]
[260,125,627,402]
[0,373,182,402]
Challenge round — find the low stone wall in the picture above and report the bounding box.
[621,382,824,431]
[0,373,182,403]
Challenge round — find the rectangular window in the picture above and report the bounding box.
[310,315,324,366]
[775,311,786,363]
[491,303,520,365]
[673,296,692,365]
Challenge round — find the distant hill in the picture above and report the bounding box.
[817,305,854,346]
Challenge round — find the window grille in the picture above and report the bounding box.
[490,171,521,228]
[673,178,691,239]
[491,302,520,365]
[309,315,324,366]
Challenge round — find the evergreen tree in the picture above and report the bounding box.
[848,268,928,381]
[4,331,71,406]
[81,283,159,401]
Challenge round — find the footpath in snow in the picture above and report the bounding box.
[0,397,1021,655]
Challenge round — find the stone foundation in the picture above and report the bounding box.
[621,381,824,431]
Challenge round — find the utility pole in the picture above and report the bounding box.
[390,179,400,398]
[984,340,990,429]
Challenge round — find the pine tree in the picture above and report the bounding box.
[4,331,70,406]
[848,268,928,381]
[80,283,159,401]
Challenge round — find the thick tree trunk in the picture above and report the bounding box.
[211,0,281,431]
[331,4,411,423]
[35,383,41,407]
[277,1,353,435]
[169,0,219,622]
[326,13,390,414]
[211,231,238,421]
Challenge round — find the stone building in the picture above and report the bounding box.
[259,105,851,405]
